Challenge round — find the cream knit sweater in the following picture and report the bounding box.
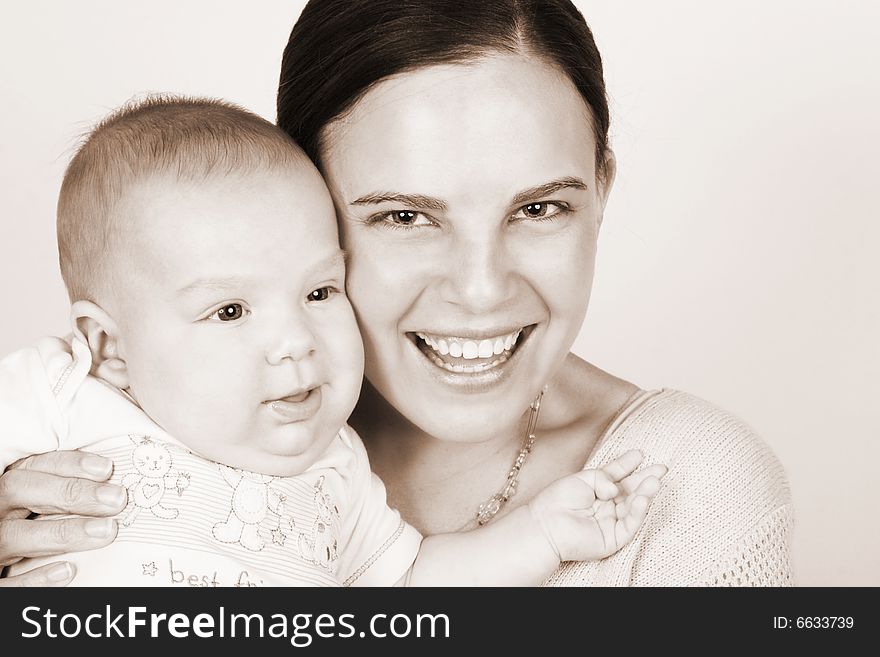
[544,389,794,586]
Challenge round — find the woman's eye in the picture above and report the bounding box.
[512,201,567,221]
[371,210,434,229]
[208,303,248,322]
[307,286,337,302]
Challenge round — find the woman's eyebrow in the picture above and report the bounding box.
[349,192,447,211]
[349,178,589,211]
[510,177,589,206]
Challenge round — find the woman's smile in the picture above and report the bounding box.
[401,323,539,392]
[409,325,535,374]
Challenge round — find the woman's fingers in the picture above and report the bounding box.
[0,517,117,566]
[600,449,644,482]
[8,450,114,481]
[0,469,127,517]
[0,561,76,587]
[0,450,122,516]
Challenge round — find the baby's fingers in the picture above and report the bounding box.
[619,464,667,496]
[576,469,618,500]
[614,474,662,527]
[631,474,662,499]
[600,449,644,482]
[615,494,651,546]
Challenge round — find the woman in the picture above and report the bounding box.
[0,0,792,586]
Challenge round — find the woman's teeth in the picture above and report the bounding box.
[415,329,523,373]
[417,329,521,359]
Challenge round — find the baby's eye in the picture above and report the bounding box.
[511,201,568,222]
[207,303,249,322]
[307,287,337,303]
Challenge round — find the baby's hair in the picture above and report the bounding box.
[57,94,308,303]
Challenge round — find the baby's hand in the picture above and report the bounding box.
[528,450,666,563]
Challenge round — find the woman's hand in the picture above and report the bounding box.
[0,451,126,586]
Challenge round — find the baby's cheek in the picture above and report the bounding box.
[335,334,365,389]
[174,377,249,439]
[318,307,364,375]
[320,334,363,420]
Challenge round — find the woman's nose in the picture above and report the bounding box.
[439,233,515,312]
[264,315,317,365]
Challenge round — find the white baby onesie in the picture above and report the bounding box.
[0,336,421,587]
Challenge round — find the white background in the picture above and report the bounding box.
[1,1,877,585]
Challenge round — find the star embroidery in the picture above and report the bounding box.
[271,527,287,547]
[142,561,158,577]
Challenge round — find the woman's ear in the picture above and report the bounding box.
[70,300,129,390]
[596,149,617,227]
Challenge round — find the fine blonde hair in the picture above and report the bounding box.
[57,95,307,302]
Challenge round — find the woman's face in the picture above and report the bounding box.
[320,54,614,443]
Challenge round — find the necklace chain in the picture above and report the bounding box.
[474,388,545,526]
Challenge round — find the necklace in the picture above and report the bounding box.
[474,388,545,526]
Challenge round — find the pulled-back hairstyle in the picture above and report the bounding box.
[277,0,610,174]
[57,95,305,302]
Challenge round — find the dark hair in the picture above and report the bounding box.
[277,0,610,176]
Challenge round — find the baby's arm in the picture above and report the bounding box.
[0,338,76,469]
[404,450,665,586]
[0,338,125,586]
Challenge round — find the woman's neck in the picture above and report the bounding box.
[350,380,535,533]
[349,356,640,535]
[351,380,530,479]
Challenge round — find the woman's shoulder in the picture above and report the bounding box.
[596,389,787,482]
[554,356,791,512]
[560,389,795,586]
[594,388,792,535]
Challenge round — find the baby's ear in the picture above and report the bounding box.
[71,300,129,390]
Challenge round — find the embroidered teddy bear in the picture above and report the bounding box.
[212,465,288,552]
[120,435,190,527]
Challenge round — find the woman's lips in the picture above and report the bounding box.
[264,387,322,423]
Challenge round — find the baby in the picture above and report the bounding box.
[0,97,662,586]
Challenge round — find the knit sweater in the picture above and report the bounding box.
[544,389,794,586]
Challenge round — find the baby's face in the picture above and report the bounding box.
[108,164,364,476]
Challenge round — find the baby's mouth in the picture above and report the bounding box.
[408,325,534,374]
